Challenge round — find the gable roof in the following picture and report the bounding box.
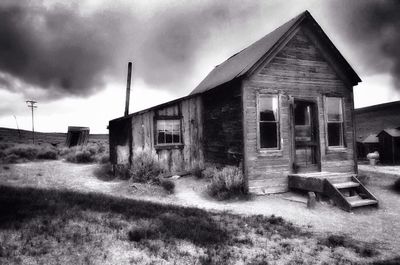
[355,100,400,114]
[362,134,379,144]
[378,128,400,138]
[190,10,361,95]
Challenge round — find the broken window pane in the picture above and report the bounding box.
[156,119,182,145]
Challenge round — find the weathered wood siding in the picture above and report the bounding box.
[243,28,357,193]
[110,96,204,174]
[202,81,243,166]
[109,117,132,164]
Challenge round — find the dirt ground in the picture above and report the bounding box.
[1,160,400,259]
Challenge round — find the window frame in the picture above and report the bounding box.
[256,93,281,151]
[324,96,346,149]
[154,115,183,149]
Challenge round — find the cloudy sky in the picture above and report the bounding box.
[0,0,399,133]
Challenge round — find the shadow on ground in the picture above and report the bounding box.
[0,185,231,246]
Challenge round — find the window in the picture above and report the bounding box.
[326,97,345,147]
[258,95,279,149]
[156,119,181,145]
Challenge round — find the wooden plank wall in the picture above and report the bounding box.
[129,96,204,173]
[202,81,243,166]
[243,28,356,193]
[109,117,132,164]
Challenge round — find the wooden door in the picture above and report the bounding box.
[293,100,320,172]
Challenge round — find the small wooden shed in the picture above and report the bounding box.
[65,126,90,147]
[358,134,379,159]
[377,128,400,164]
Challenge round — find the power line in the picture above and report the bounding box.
[26,100,38,144]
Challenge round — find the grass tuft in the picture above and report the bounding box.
[128,220,159,242]
[319,234,379,257]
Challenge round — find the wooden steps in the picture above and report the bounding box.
[333,181,359,189]
[324,175,378,212]
[349,199,378,208]
[288,172,378,212]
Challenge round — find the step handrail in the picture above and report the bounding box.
[324,179,352,212]
[351,176,379,204]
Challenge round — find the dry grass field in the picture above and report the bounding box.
[1,161,400,264]
[0,127,108,147]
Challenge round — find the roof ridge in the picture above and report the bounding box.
[190,11,309,95]
[221,10,308,66]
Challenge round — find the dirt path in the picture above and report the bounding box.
[1,161,400,258]
[173,176,400,257]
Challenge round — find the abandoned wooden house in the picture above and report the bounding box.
[109,11,378,211]
[65,126,90,147]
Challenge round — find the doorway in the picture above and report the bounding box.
[293,100,320,172]
[69,132,80,147]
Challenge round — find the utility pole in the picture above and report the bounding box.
[124,62,132,116]
[26,100,37,144]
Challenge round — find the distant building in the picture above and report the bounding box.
[377,128,400,164]
[355,101,400,159]
[355,101,400,142]
[65,126,90,147]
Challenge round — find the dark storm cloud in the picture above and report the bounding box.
[0,2,132,98]
[137,2,259,88]
[326,0,400,87]
[0,1,259,100]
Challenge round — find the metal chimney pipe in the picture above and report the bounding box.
[124,62,132,116]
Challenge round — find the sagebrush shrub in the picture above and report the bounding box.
[160,179,175,194]
[0,144,62,163]
[66,150,94,163]
[4,153,19,163]
[63,143,108,164]
[98,154,109,164]
[114,164,131,180]
[206,166,245,200]
[129,149,164,183]
[201,166,218,179]
[37,148,58,160]
[93,163,115,181]
[6,144,39,160]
